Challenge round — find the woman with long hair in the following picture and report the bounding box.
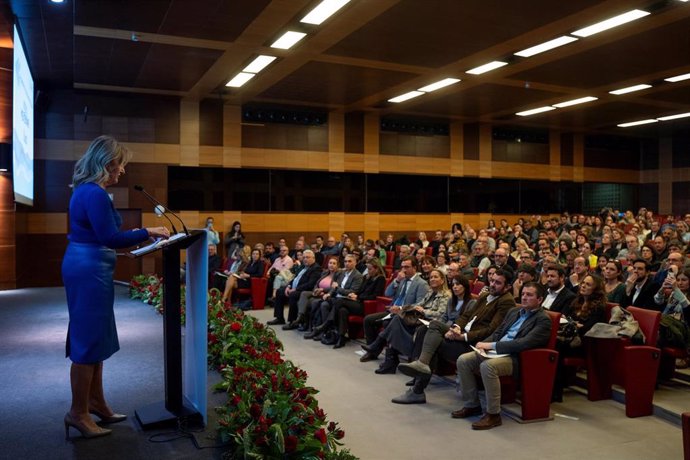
[654,267,690,367]
[553,274,607,401]
[603,259,626,304]
[62,136,169,439]
[362,269,451,374]
[224,221,244,259]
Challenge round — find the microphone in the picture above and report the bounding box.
[134,185,189,235]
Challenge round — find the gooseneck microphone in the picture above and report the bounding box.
[134,185,189,235]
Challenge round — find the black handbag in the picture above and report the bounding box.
[320,329,339,345]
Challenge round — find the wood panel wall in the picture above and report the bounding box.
[0,88,677,289]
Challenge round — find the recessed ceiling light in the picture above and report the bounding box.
[243,55,277,73]
[388,91,425,103]
[417,78,461,92]
[609,84,652,95]
[552,96,598,108]
[516,106,556,117]
[572,9,650,37]
[271,31,307,49]
[514,36,578,58]
[226,72,255,88]
[664,73,690,83]
[301,0,351,25]
[617,119,658,128]
[50,0,65,3]
[466,61,508,75]
[657,112,690,121]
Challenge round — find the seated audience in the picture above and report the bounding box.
[361,256,430,346]
[221,248,265,303]
[393,270,514,404]
[362,269,451,374]
[553,274,607,401]
[267,250,321,325]
[285,257,340,332]
[451,282,552,430]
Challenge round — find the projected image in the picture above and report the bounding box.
[12,25,34,206]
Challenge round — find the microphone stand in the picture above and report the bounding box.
[134,185,189,235]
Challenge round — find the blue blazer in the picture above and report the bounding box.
[385,274,430,306]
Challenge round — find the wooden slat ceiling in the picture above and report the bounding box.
[8,0,690,133]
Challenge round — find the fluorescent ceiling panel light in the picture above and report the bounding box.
[572,9,650,37]
[226,72,255,87]
[516,106,556,117]
[657,112,690,121]
[609,84,652,95]
[418,78,461,92]
[466,61,508,75]
[301,0,351,25]
[617,119,658,128]
[271,31,307,49]
[388,91,425,103]
[552,96,598,108]
[515,36,579,57]
[665,73,690,83]
[243,55,277,73]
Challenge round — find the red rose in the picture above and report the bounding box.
[328,421,336,432]
[314,428,327,444]
[334,429,345,440]
[230,322,242,332]
[208,333,218,344]
[285,435,298,452]
[249,403,261,418]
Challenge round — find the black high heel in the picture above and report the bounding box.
[64,413,112,440]
[89,409,127,424]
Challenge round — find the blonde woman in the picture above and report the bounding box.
[62,136,169,439]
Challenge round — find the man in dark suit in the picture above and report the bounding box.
[541,264,577,313]
[452,282,552,430]
[306,254,364,347]
[361,256,429,347]
[622,258,662,311]
[267,250,322,325]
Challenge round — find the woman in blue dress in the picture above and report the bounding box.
[62,136,169,439]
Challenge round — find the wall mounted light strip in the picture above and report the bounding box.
[572,9,650,37]
[552,96,598,108]
[515,36,578,57]
[226,72,255,87]
[516,106,556,117]
[609,84,652,95]
[301,0,351,25]
[665,73,690,82]
[617,119,658,127]
[243,55,277,73]
[418,78,461,92]
[466,61,508,75]
[388,91,425,103]
[271,31,307,49]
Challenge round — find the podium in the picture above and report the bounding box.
[127,230,208,429]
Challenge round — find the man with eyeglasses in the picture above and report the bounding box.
[360,256,429,356]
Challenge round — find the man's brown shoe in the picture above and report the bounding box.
[359,352,378,362]
[450,406,482,419]
[471,413,502,430]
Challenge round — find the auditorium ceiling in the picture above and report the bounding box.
[6,0,690,134]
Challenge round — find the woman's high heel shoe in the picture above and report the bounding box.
[64,413,112,440]
[89,409,127,424]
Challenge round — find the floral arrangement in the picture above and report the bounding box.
[130,273,186,324]
[130,276,357,459]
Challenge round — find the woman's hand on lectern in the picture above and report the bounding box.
[147,227,170,239]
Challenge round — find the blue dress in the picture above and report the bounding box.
[62,183,149,364]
